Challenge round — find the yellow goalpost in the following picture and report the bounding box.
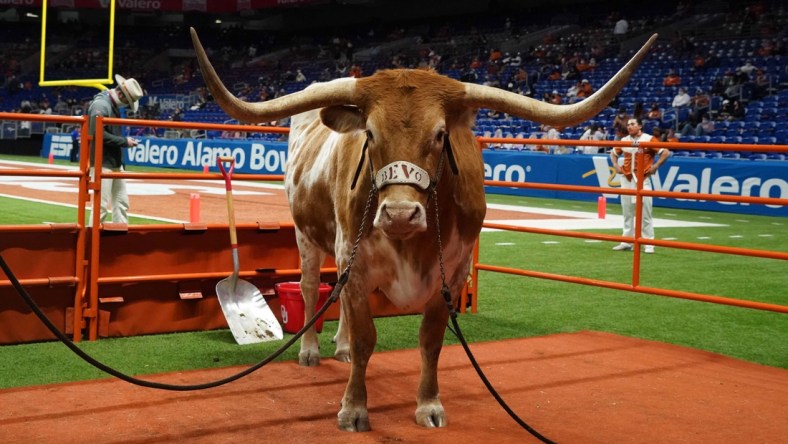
[38,0,117,90]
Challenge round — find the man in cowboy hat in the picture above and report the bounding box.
[88,74,144,224]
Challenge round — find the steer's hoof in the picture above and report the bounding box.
[334,349,351,363]
[415,404,447,428]
[298,350,320,367]
[337,407,371,432]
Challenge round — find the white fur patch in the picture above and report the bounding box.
[301,131,340,187]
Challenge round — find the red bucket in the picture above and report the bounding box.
[275,282,332,334]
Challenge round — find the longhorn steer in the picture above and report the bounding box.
[192,28,656,432]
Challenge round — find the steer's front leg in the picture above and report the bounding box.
[415,290,452,428]
[336,280,376,432]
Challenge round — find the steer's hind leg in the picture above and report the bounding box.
[333,303,351,362]
[296,230,326,367]
[414,291,452,428]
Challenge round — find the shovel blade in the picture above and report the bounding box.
[215,277,284,344]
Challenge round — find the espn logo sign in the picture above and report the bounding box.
[50,134,75,157]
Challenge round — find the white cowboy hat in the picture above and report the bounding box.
[115,74,143,112]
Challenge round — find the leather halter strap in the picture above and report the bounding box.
[350,134,458,191]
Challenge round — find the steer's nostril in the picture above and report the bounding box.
[409,206,421,222]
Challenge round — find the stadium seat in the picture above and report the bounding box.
[740,136,758,145]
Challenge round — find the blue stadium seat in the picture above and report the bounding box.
[709,136,726,144]
[740,136,758,145]
[706,151,723,159]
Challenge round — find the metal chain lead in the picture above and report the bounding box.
[432,186,454,313]
[332,182,377,298]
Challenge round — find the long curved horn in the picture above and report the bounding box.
[463,34,657,127]
[190,27,357,123]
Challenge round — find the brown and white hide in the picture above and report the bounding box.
[191,28,657,432]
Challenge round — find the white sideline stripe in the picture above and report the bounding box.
[0,160,285,191]
[736,219,750,223]
[494,242,516,246]
[584,240,603,243]
[729,235,743,238]
[484,203,725,231]
[697,236,711,239]
[541,241,560,244]
[758,234,773,237]
[0,193,181,223]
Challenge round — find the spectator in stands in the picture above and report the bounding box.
[739,60,757,76]
[88,74,143,225]
[665,127,679,143]
[549,90,563,105]
[295,69,306,82]
[681,115,715,137]
[488,48,502,64]
[672,87,691,108]
[690,88,710,112]
[566,81,580,103]
[691,53,706,73]
[753,69,770,99]
[577,79,594,100]
[509,52,522,67]
[651,127,664,142]
[578,123,605,154]
[575,58,592,73]
[611,107,630,140]
[671,31,695,57]
[513,67,528,88]
[613,16,629,40]
[645,103,662,121]
[542,124,567,154]
[728,100,745,120]
[663,69,681,87]
[610,118,671,254]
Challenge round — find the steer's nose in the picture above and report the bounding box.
[374,201,427,239]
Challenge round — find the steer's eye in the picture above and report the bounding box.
[436,130,446,144]
[365,130,374,142]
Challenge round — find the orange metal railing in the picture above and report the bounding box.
[1,112,786,343]
[461,135,788,315]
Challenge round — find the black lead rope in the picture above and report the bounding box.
[441,290,556,444]
[431,183,556,444]
[0,182,379,391]
[0,252,342,391]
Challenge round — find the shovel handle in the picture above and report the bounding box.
[217,156,238,249]
[217,156,235,191]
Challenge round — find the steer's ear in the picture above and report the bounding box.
[320,105,365,133]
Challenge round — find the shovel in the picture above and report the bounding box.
[215,156,283,344]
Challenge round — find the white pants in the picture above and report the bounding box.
[619,175,653,245]
[90,167,129,224]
